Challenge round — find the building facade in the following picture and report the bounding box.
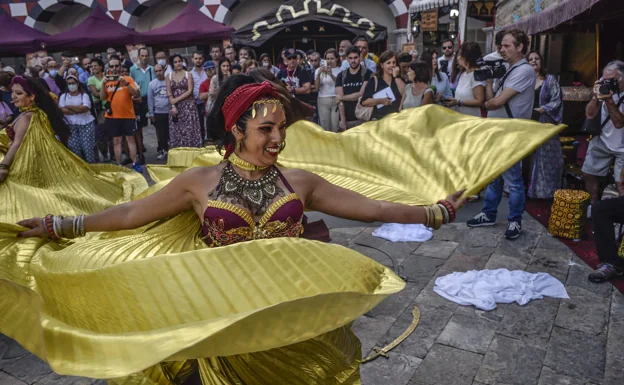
[0,0,412,48]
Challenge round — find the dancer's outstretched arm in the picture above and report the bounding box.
[294,170,465,226]
[17,168,204,238]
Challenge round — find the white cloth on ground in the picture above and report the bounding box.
[433,269,569,311]
[372,223,433,242]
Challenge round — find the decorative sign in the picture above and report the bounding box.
[421,9,439,32]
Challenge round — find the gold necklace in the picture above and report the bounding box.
[228,152,268,171]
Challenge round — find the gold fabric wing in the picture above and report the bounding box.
[148,105,566,205]
[0,105,564,382]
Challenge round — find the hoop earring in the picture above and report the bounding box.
[279,141,286,153]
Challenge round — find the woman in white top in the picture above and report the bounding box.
[207,58,231,114]
[400,61,435,111]
[259,54,280,77]
[315,49,342,132]
[443,42,485,117]
[59,74,96,163]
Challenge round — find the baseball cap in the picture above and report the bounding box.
[203,60,215,70]
[284,48,297,59]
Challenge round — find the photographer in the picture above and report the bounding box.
[582,61,624,207]
[99,56,142,172]
[438,39,455,78]
[467,29,535,240]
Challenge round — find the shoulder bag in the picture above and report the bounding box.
[355,75,378,122]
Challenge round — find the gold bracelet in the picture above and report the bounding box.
[430,204,444,230]
[423,206,430,228]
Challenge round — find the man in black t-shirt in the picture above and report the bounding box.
[277,48,312,103]
[336,46,373,130]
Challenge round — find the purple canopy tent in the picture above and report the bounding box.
[138,4,233,46]
[0,13,49,55]
[43,8,139,52]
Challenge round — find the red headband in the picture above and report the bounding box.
[222,81,282,157]
[10,76,35,95]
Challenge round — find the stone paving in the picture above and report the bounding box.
[1,126,623,384]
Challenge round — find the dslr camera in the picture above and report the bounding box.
[474,52,507,82]
[599,78,619,95]
[439,60,449,74]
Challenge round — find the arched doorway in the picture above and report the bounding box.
[42,3,91,34]
[229,0,393,62]
[134,0,188,32]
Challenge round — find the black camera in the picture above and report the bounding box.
[599,78,619,95]
[474,56,507,82]
[439,60,449,74]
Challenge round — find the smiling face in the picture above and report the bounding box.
[234,101,287,166]
[11,83,35,108]
[381,56,396,76]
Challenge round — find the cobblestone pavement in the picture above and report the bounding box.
[1,127,623,384]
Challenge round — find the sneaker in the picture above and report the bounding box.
[467,213,496,227]
[504,221,522,240]
[132,162,144,173]
[588,263,623,283]
[156,150,164,160]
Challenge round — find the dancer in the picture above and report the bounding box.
[1,75,563,384]
[16,77,463,384]
[0,75,146,223]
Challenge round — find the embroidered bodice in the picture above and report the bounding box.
[202,165,304,247]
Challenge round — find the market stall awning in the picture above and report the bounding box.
[496,0,603,35]
[233,0,387,47]
[43,8,139,52]
[409,0,459,12]
[139,4,233,46]
[0,12,49,55]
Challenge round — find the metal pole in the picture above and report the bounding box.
[595,23,600,79]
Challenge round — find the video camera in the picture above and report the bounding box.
[474,52,507,82]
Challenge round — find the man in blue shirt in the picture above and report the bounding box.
[130,47,155,165]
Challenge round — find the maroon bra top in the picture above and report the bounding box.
[202,167,304,247]
[6,124,15,142]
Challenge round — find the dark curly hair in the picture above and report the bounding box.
[207,71,312,155]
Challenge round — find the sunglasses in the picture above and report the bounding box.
[442,46,453,50]
[109,65,120,68]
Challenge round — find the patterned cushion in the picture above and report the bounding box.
[548,189,590,240]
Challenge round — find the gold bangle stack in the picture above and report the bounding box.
[424,204,450,230]
[51,214,86,239]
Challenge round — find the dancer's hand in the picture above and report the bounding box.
[446,189,467,211]
[16,218,46,238]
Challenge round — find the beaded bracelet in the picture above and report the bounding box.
[437,200,456,223]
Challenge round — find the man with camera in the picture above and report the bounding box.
[100,56,142,173]
[582,61,624,207]
[438,39,455,78]
[467,29,536,240]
